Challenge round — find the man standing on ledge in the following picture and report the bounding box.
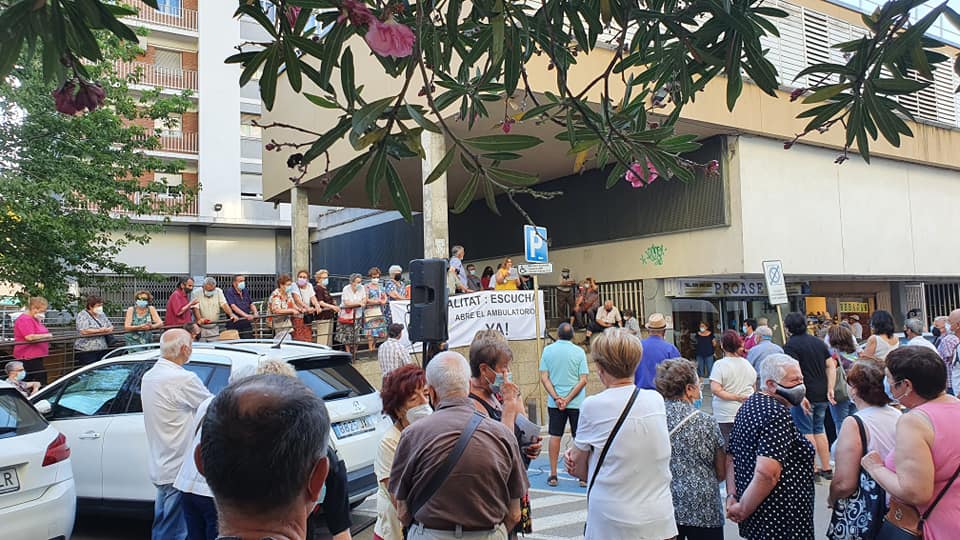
[635,313,681,389]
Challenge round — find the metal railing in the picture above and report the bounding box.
[154,131,198,154]
[124,0,198,32]
[116,61,198,91]
[78,191,199,216]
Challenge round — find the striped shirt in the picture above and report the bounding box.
[378,338,412,378]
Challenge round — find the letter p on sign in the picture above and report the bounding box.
[524,225,549,263]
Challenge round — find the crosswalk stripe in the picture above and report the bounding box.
[529,509,589,532]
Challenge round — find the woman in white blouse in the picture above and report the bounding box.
[337,273,366,355]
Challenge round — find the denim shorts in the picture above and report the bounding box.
[791,401,828,435]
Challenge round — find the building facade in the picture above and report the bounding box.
[111,0,325,280]
[259,0,960,344]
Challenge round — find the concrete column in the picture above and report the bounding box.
[188,225,207,277]
[290,186,310,274]
[275,230,292,276]
[421,131,449,259]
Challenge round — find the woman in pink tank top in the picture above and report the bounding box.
[861,347,960,540]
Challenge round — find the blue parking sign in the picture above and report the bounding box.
[524,225,548,263]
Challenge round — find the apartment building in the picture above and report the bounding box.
[110,0,324,279]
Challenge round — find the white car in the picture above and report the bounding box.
[31,340,390,517]
[0,380,76,539]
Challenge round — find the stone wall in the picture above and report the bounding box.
[354,337,606,426]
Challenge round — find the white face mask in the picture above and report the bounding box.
[35,313,46,321]
[405,404,433,424]
[93,306,104,315]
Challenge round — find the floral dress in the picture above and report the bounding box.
[124,308,154,346]
[383,278,405,325]
[268,288,295,332]
[364,283,387,339]
[664,400,725,530]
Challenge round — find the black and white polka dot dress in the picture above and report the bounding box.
[729,393,816,540]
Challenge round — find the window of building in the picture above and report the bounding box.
[241,173,263,199]
[157,0,181,15]
[154,48,182,72]
[154,113,182,137]
[240,123,262,139]
[156,172,183,197]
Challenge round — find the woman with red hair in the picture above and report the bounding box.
[710,329,757,446]
[374,364,430,540]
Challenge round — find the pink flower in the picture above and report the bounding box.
[338,0,375,26]
[286,6,302,28]
[501,117,515,134]
[624,160,659,188]
[706,159,719,174]
[364,17,415,58]
[789,87,806,102]
[52,79,105,115]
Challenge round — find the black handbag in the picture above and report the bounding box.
[827,415,885,539]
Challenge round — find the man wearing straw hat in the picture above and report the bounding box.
[635,313,681,390]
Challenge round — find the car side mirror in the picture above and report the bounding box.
[34,399,51,415]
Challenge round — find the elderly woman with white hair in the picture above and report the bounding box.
[384,264,407,326]
[4,361,41,397]
[338,273,366,355]
[725,353,816,540]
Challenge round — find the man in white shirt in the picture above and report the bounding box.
[904,318,938,352]
[142,329,213,540]
[849,315,864,341]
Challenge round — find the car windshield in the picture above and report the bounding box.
[0,389,47,439]
[291,356,375,400]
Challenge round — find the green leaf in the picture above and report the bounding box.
[795,63,857,80]
[303,117,351,163]
[366,148,387,207]
[491,0,504,62]
[482,176,499,215]
[406,104,441,133]
[322,153,371,200]
[425,146,455,185]
[304,93,339,109]
[282,40,302,93]
[259,46,281,111]
[802,83,851,104]
[482,152,522,161]
[385,160,412,221]
[726,67,742,112]
[453,173,480,214]
[518,102,558,121]
[463,135,543,152]
[235,3,278,39]
[240,48,270,89]
[340,47,356,109]
[351,96,394,135]
[871,78,929,95]
[487,167,539,186]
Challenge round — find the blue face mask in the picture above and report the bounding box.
[693,399,702,409]
[135,299,148,308]
[321,278,329,287]
[317,483,326,504]
[237,282,246,291]
[204,289,215,297]
[15,370,26,381]
[884,378,902,403]
[489,370,512,395]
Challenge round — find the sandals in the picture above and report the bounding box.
[547,475,558,487]
[579,480,588,488]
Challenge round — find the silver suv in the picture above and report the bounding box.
[31,339,390,516]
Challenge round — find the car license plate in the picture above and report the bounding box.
[0,467,19,495]
[332,415,376,439]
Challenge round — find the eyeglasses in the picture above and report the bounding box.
[136,297,149,301]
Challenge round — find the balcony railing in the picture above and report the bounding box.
[80,191,199,217]
[116,61,198,91]
[153,131,199,154]
[124,0,198,32]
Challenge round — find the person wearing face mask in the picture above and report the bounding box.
[5,360,42,397]
[384,264,408,326]
[826,361,899,539]
[191,277,239,342]
[224,274,258,340]
[375,364,431,540]
[313,269,341,346]
[75,295,116,366]
[13,296,53,385]
[465,264,483,292]
[861,347,960,540]
[124,290,163,346]
[142,329,213,540]
[556,268,577,325]
[291,270,319,342]
[338,273,367,355]
[364,267,389,351]
[469,334,542,537]
[695,321,718,378]
[725,353,815,540]
[655,358,726,540]
[165,277,199,327]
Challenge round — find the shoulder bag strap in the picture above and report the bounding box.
[668,410,701,437]
[852,414,867,458]
[587,386,640,498]
[919,460,960,523]
[407,411,484,522]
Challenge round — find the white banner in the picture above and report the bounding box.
[389,290,546,350]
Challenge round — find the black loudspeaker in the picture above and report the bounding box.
[409,258,449,343]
